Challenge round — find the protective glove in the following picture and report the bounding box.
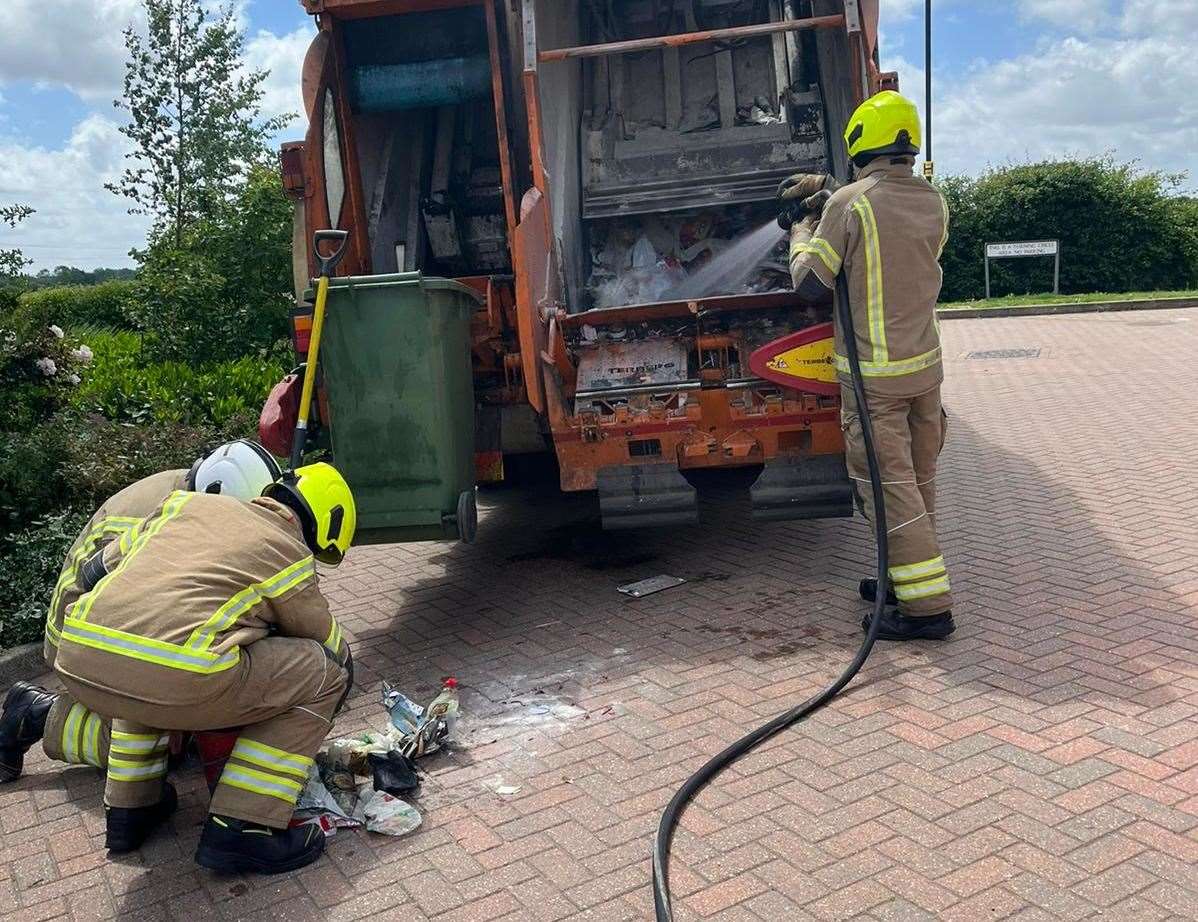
[776,173,839,230]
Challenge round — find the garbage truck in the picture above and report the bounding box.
[276,0,895,542]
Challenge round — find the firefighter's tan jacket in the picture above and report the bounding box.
[789,157,949,398]
[54,492,345,700]
[44,469,189,667]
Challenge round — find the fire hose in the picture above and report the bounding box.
[651,265,890,921]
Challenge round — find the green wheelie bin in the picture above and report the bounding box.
[316,272,481,543]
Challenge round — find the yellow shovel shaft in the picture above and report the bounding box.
[297,274,331,430]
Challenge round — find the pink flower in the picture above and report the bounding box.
[36,357,57,376]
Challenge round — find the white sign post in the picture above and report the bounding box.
[984,239,1060,299]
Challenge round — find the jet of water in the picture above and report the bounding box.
[662,220,786,301]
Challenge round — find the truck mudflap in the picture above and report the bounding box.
[597,464,698,531]
[750,454,854,522]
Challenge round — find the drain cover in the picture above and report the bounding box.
[966,348,1041,360]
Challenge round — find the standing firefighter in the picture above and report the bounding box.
[0,441,283,783]
[44,463,355,872]
[780,91,954,641]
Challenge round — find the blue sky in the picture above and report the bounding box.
[0,0,1194,269]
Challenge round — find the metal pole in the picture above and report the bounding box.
[537,14,845,62]
[1053,244,1060,295]
[924,0,932,177]
[984,254,990,300]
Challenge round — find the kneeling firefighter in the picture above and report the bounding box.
[780,90,954,641]
[0,440,284,784]
[43,463,355,872]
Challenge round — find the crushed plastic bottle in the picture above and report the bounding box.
[426,677,460,737]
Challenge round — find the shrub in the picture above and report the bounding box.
[75,329,287,429]
[0,319,91,433]
[939,157,1198,301]
[10,280,137,332]
[0,508,90,649]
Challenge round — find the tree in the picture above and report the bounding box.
[107,0,292,247]
[0,205,34,279]
[128,166,295,363]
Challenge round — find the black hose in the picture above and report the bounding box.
[651,274,890,921]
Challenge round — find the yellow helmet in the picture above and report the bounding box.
[264,462,357,565]
[844,90,921,162]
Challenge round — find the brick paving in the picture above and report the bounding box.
[5,308,1198,921]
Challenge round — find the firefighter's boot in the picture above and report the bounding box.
[195,814,325,874]
[862,609,955,641]
[106,782,178,852]
[858,578,898,606]
[0,682,57,782]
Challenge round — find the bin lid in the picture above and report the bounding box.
[305,272,484,304]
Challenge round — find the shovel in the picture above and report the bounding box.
[290,230,349,469]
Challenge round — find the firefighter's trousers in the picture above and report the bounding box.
[42,693,110,770]
[60,637,346,828]
[841,384,953,617]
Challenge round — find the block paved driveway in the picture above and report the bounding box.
[6,308,1198,921]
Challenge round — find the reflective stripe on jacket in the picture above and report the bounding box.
[790,157,949,397]
[44,469,189,664]
[55,493,343,690]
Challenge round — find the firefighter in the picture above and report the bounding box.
[779,90,954,641]
[30,463,354,872]
[0,440,283,785]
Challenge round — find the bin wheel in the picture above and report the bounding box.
[456,490,478,544]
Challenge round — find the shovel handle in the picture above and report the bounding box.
[313,230,349,278]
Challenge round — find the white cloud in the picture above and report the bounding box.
[0,115,151,270]
[246,26,314,130]
[0,0,142,102]
[885,24,1198,190]
[1018,0,1116,31]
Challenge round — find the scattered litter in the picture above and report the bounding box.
[369,750,421,797]
[294,765,362,829]
[594,234,688,308]
[354,781,423,836]
[382,677,460,757]
[617,575,686,598]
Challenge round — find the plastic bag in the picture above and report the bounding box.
[353,781,422,837]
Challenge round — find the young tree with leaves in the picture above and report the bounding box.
[0,205,34,279]
[107,0,291,247]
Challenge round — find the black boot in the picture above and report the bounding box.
[106,782,178,852]
[862,609,955,641]
[858,578,897,606]
[195,814,325,874]
[0,682,58,782]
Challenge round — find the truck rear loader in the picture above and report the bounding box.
[276,0,895,543]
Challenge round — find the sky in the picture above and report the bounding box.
[0,0,1194,269]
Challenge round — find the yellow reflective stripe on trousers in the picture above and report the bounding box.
[71,493,193,623]
[61,617,240,674]
[895,574,951,602]
[889,556,946,583]
[218,764,304,804]
[110,730,168,755]
[851,196,886,363]
[45,516,141,646]
[833,344,942,378]
[231,739,314,780]
[186,557,316,651]
[325,618,342,656]
[61,703,86,764]
[107,756,167,782]
[82,712,104,768]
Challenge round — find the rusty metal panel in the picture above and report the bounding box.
[575,339,688,394]
[513,188,550,413]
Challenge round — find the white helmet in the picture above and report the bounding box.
[188,439,282,501]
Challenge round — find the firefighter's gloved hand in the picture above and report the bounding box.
[777,173,837,230]
[801,189,833,220]
[335,644,353,715]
